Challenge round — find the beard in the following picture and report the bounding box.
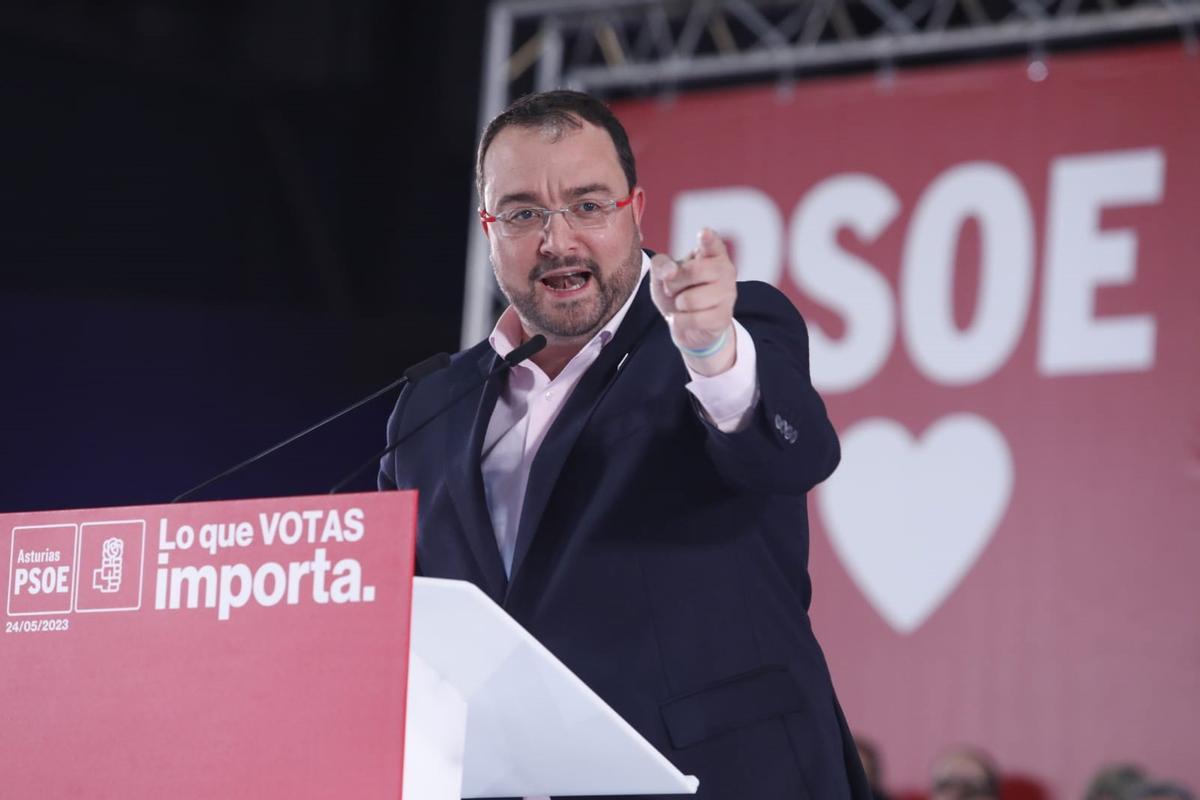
[497,235,643,341]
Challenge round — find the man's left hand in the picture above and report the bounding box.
[649,228,738,377]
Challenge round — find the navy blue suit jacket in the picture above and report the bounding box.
[379,276,869,799]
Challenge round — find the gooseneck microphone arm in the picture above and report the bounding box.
[171,351,452,503]
[327,334,547,495]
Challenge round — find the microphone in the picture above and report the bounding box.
[327,334,547,494]
[500,334,548,368]
[172,351,452,503]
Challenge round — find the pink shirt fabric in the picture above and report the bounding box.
[482,254,760,577]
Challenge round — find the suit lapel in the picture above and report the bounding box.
[442,348,509,602]
[506,280,659,590]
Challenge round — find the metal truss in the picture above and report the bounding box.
[461,0,1200,344]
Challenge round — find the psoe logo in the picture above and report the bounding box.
[75,521,145,613]
[93,538,124,593]
[7,524,78,616]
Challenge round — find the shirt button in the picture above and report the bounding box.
[544,390,553,400]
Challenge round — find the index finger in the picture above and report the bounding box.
[662,256,725,297]
[695,227,729,260]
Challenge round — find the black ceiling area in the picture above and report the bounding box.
[1,1,492,511]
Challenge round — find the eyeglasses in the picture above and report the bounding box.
[479,190,636,238]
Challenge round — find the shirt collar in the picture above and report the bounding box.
[489,251,651,359]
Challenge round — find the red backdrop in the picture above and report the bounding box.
[617,42,1200,798]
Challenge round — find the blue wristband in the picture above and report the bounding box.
[678,327,730,359]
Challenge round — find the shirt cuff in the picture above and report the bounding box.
[684,319,760,433]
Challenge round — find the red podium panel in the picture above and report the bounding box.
[1,491,417,800]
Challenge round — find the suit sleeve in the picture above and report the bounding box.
[376,385,410,491]
[376,386,425,577]
[699,281,840,495]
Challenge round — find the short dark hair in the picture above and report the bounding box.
[475,89,637,205]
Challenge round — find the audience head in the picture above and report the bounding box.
[930,747,1000,800]
[1133,783,1194,800]
[1086,764,1149,800]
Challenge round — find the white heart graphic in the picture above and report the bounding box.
[817,413,1013,634]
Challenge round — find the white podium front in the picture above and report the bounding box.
[403,577,699,799]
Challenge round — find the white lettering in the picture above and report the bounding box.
[217,564,253,621]
[302,509,323,542]
[157,518,173,551]
[902,162,1035,385]
[320,510,344,543]
[790,174,899,393]
[672,150,1163,392]
[286,561,312,604]
[12,566,71,595]
[259,512,281,545]
[343,508,365,542]
[278,512,303,545]
[151,549,369,620]
[170,565,218,609]
[330,558,362,603]
[252,562,287,607]
[1040,148,1163,374]
[312,548,332,603]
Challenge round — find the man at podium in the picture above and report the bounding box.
[379,89,869,799]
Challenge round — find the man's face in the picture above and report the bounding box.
[480,119,645,344]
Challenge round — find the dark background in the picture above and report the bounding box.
[0,1,492,511]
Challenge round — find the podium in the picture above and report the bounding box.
[0,492,697,798]
[405,577,699,798]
